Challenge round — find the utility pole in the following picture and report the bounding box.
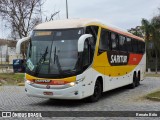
[66,0,68,19]
[39,0,42,22]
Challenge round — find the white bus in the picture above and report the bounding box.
[16,19,146,102]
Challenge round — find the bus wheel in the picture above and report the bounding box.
[129,74,136,89]
[88,80,102,102]
[136,73,140,87]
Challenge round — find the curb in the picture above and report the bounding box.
[17,83,25,86]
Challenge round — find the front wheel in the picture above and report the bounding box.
[87,80,102,102]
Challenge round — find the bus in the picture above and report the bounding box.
[16,18,146,102]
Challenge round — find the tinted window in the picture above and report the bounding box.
[85,26,98,63]
[132,39,138,53]
[119,35,126,51]
[83,40,89,66]
[28,29,82,75]
[138,41,145,54]
[126,38,132,52]
[142,42,145,53]
[137,41,141,53]
[111,33,118,51]
[99,29,110,50]
[85,26,98,42]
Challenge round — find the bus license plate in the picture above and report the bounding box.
[43,92,53,95]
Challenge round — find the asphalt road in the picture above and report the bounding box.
[0,77,160,120]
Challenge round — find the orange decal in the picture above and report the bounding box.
[128,54,143,65]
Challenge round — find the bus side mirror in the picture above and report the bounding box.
[78,34,92,52]
[16,37,30,54]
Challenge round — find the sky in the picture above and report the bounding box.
[0,0,160,39]
[43,0,160,29]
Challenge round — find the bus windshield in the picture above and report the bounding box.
[26,28,83,77]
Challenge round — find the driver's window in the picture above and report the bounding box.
[83,40,89,66]
[85,26,98,66]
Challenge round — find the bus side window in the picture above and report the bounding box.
[142,42,145,53]
[119,35,126,52]
[138,41,142,54]
[138,41,145,54]
[132,39,138,53]
[111,33,118,51]
[99,29,110,52]
[126,37,132,52]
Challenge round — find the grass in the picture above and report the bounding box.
[0,73,25,85]
[146,91,160,101]
[145,73,160,101]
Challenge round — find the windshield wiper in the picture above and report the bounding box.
[53,47,56,64]
[29,40,32,57]
[53,46,63,74]
[55,54,63,74]
[34,46,48,75]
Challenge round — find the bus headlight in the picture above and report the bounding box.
[26,80,34,85]
[68,82,75,87]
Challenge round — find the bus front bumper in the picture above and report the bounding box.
[25,81,83,100]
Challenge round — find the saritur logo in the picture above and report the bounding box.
[110,55,128,64]
[34,79,51,83]
[107,51,129,66]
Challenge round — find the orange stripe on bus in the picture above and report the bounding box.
[128,54,143,65]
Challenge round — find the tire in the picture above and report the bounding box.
[136,73,140,87]
[88,80,102,102]
[129,74,136,89]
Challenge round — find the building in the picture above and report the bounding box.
[0,39,17,64]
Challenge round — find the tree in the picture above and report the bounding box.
[0,0,61,59]
[141,15,160,73]
[0,0,44,59]
[45,11,60,22]
[0,0,43,39]
[128,26,144,38]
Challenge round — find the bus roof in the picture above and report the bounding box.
[34,18,144,41]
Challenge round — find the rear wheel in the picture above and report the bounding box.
[136,73,140,87]
[88,80,102,102]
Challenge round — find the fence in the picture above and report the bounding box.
[0,64,13,73]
